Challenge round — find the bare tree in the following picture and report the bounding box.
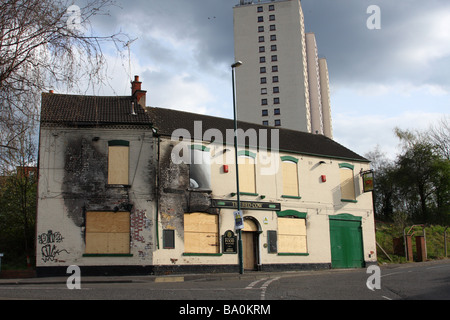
[0,0,129,152]
[428,116,450,160]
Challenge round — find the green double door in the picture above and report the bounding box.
[329,214,364,269]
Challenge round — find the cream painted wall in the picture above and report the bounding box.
[155,139,376,267]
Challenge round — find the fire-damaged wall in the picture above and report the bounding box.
[36,127,156,271]
[157,139,218,242]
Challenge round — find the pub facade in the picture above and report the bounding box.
[36,81,376,276]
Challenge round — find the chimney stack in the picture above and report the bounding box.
[131,75,147,108]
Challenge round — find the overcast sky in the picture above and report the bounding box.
[83,0,449,160]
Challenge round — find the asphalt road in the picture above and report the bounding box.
[0,259,449,303]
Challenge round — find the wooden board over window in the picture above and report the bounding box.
[278,217,307,253]
[281,160,299,197]
[238,156,256,194]
[184,212,219,254]
[108,145,129,185]
[85,211,130,254]
[339,168,355,200]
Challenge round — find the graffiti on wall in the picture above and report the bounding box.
[130,209,153,260]
[38,230,69,263]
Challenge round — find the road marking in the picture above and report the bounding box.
[426,264,450,270]
[382,295,392,300]
[260,277,280,300]
[245,278,268,289]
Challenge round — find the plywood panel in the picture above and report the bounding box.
[339,168,355,200]
[184,212,219,253]
[85,211,130,254]
[86,211,130,233]
[238,156,256,193]
[184,212,218,233]
[243,232,256,270]
[243,219,258,232]
[184,232,219,253]
[279,235,307,253]
[282,161,299,196]
[278,218,307,253]
[278,218,306,236]
[108,146,129,185]
[85,233,130,254]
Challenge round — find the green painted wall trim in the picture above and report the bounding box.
[339,163,354,170]
[280,156,298,163]
[341,199,358,203]
[329,213,362,221]
[108,140,130,147]
[277,210,307,219]
[183,253,223,256]
[82,254,133,257]
[278,253,309,256]
[239,192,259,196]
[281,195,301,199]
[237,150,256,158]
[191,144,210,152]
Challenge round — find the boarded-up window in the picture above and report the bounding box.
[339,166,355,201]
[108,141,129,185]
[238,155,256,193]
[281,160,299,197]
[85,211,130,254]
[184,212,219,254]
[278,217,307,253]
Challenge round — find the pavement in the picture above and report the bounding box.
[0,271,311,286]
[1,260,448,286]
[0,268,356,286]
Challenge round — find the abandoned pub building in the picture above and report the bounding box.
[35,77,377,276]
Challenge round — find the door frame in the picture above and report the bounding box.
[242,217,262,271]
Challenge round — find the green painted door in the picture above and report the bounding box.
[329,214,364,269]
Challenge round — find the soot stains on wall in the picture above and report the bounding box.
[62,136,130,228]
[158,142,218,237]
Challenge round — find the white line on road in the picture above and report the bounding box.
[245,278,268,289]
[260,277,280,300]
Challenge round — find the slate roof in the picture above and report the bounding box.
[40,92,152,126]
[40,93,368,162]
[146,106,369,162]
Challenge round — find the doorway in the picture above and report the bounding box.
[242,218,259,271]
[329,214,364,268]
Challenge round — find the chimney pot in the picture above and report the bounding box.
[131,75,147,107]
